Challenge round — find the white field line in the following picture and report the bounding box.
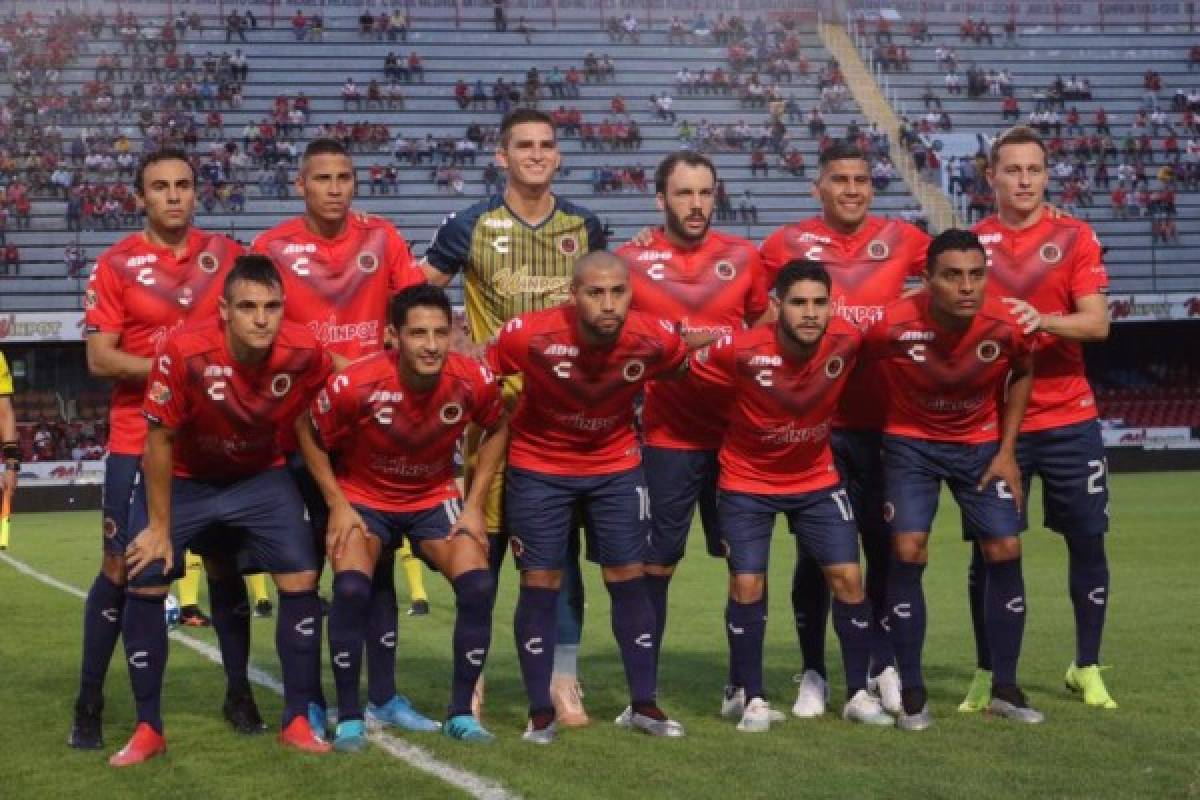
[0,551,517,800]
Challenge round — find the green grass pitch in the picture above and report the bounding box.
[1,473,1198,799]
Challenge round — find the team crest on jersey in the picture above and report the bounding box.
[197,252,220,273]
[439,402,464,425]
[976,340,1001,363]
[623,359,646,382]
[148,381,171,405]
[557,234,579,256]
[824,356,845,379]
[271,374,293,397]
[316,389,331,414]
[357,251,380,273]
[177,287,193,307]
[102,516,118,539]
[714,260,737,281]
[867,240,890,260]
[1039,243,1063,264]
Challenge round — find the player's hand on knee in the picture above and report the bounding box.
[1002,297,1042,335]
[450,506,488,552]
[126,526,172,579]
[326,502,367,561]
[978,451,1024,511]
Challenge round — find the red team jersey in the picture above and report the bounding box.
[252,215,425,361]
[485,305,688,477]
[687,321,862,495]
[618,228,769,450]
[973,214,1108,432]
[759,216,930,429]
[863,292,1032,444]
[84,229,243,455]
[143,320,333,480]
[310,352,503,512]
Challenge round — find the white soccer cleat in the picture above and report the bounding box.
[736,697,773,733]
[791,670,829,718]
[719,686,745,719]
[842,689,895,726]
[614,705,632,728]
[869,666,904,715]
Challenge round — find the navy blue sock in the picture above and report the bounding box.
[645,573,670,675]
[886,560,927,690]
[79,572,126,703]
[725,596,767,701]
[328,571,371,722]
[207,575,251,692]
[606,577,657,705]
[984,557,1026,688]
[832,599,874,696]
[277,588,323,724]
[791,554,829,678]
[1066,536,1109,667]
[861,533,896,676]
[122,593,167,734]
[514,585,559,714]
[555,554,584,648]
[365,555,398,707]
[968,542,992,670]
[449,569,495,717]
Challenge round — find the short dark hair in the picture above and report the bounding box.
[302,137,350,163]
[223,254,282,299]
[389,283,452,329]
[925,228,987,274]
[773,260,832,297]
[654,151,717,195]
[818,141,869,170]
[499,109,555,147]
[134,149,195,195]
[989,125,1047,167]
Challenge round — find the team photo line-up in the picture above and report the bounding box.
[61,106,1115,766]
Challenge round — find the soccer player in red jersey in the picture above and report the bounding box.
[868,229,1038,730]
[111,255,335,765]
[72,150,246,751]
[295,285,509,748]
[616,152,768,706]
[688,261,894,732]
[254,138,435,736]
[758,142,930,717]
[485,252,689,742]
[966,126,1116,712]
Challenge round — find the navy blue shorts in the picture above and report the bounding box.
[717,487,860,574]
[287,451,328,536]
[643,446,723,566]
[101,453,144,556]
[354,500,460,568]
[127,468,318,587]
[505,466,649,571]
[832,428,888,543]
[1015,419,1109,537]
[882,434,1022,540]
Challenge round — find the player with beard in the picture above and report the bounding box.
[71,150,249,751]
[254,138,436,739]
[687,261,894,732]
[614,152,769,722]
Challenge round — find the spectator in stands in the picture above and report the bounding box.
[482,162,501,195]
[390,9,408,41]
[454,79,470,109]
[225,10,247,43]
[738,190,758,224]
[750,147,768,177]
[781,147,805,177]
[653,93,676,123]
[1110,185,1128,219]
[516,17,534,45]
[2,244,18,276]
[620,13,640,44]
[494,0,508,33]
[922,83,942,111]
[408,51,424,81]
[1153,214,1179,243]
[291,10,307,40]
[342,77,362,111]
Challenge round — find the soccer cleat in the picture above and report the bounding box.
[957,668,993,713]
[407,599,430,616]
[720,685,745,718]
[550,673,590,727]
[178,604,212,627]
[988,687,1045,724]
[896,704,934,731]
[333,719,368,753]
[736,697,773,733]
[791,670,829,718]
[1065,663,1118,709]
[521,719,558,745]
[279,715,332,753]
[307,702,328,741]
[444,714,496,743]
[614,705,633,728]
[223,686,267,735]
[68,697,104,750]
[253,599,274,618]
[108,722,166,767]
[843,689,895,726]
[365,695,441,732]
[869,666,904,715]
[630,706,685,738]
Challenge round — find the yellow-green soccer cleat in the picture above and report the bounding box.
[1065,664,1118,709]
[957,668,993,713]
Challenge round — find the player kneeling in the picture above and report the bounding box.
[869,229,1040,730]
[296,285,509,749]
[688,261,893,732]
[113,256,334,765]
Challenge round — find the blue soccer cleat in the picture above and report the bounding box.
[365,695,441,732]
[443,714,496,743]
[333,719,368,753]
